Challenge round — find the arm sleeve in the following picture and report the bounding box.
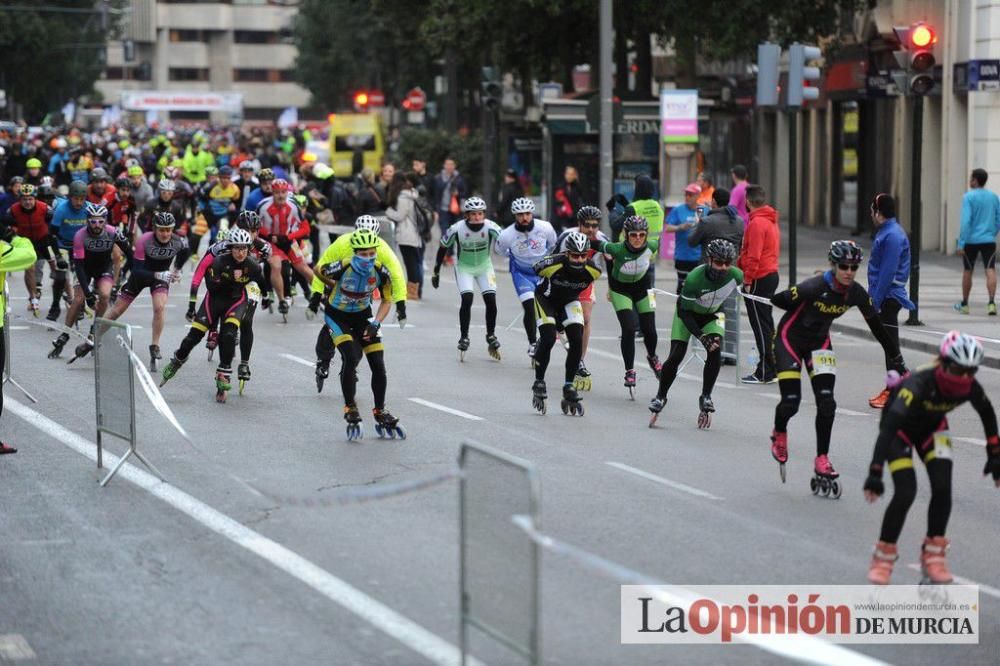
[970,382,999,441]
[74,260,91,296]
[870,393,912,466]
[189,250,215,298]
[771,279,809,310]
[377,239,406,303]
[172,238,192,270]
[869,234,900,309]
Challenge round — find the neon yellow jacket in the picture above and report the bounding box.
[311,233,406,303]
[0,237,38,327]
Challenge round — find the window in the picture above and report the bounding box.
[233,68,294,82]
[233,30,278,44]
[169,68,210,81]
[169,29,210,42]
[103,67,124,80]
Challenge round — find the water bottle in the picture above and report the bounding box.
[747,345,759,373]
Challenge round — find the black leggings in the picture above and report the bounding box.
[535,322,583,384]
[879,459,952,543]
[656,338,721,399]
[616,309,657,369]
[459,291,497,338]
[239,303,256,362]
[522,299,537,344]
[879,298,902,371]
[399,244,424,291]
[338,343,387,408]
[178,319,240,367]
[774,372,837,456]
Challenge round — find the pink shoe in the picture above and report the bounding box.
[770,430,788,463]
[921,536,954,584]
[814,454,839,478]
[867,541,897,585]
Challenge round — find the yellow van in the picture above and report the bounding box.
[328,113,385,178]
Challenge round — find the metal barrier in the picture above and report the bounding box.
[678,291,742,374]
[94,317,163,487]
[459,441,541,666]
[3,283,37,403]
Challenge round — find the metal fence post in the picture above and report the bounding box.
[2,283,37,403]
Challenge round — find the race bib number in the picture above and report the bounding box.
[715,311,726,325]
[932,432,953,460]
[245,283,262,304]
[646,289,657,309]
[487,273,496,288]
[810,349,837,376]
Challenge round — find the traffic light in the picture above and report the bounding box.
[893,22,937,96]
[481,66,501,112]
[755,42,781,107]
[787,43,822,107]
[353,90,369,112]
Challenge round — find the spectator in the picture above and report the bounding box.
[695,171,715,207]
[387,172,425,299]
[0,222,37,453]
[954,168,1000,315]
[356,168,384,214]
[738,184,780,383]
[497,168,524,227]
[552,165,582,234]
[127,165,154,212]
[866,193,915,408]
[182,141,215,185]
[375,162,395,203]
[431,157,467,262]
[729,164,749,226]
[663,183,702,293]
[411,158,434,198]
[687,187,742,256]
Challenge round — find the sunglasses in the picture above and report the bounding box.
[568,252,588,260]
[837,264,860,272]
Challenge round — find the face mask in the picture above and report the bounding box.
[706,266,723,281]
[934,365,974,397]
[351,255,375,272]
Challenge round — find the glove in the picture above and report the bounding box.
[984,436,1000,483]
[0,224,14,243]
[362,319,381,343]
[169,269,181,283]
[863,463,885,499]
[699,334,720,352]
[889,354,907,375]
[396,301,407,329]
[431,272,440,289]
[56,257,68,271]
[85,292,97,309]
[186,301,196,322]
[154,270,174,283]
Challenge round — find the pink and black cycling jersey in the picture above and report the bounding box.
[131,231,189,279]
[72,225,130,290]
[190,236,271,300]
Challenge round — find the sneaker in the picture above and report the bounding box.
[989,302,997,316]
[953,302,969,315]
[869,388,890,409]
[761,375,778,384]
[741,373,762,384]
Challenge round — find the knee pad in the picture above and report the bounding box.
[816,390,837,418]
[777,393,801,418]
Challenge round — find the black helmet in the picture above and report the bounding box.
[153,211,176,229]
[577,205,602,222]
[237,209,262,231]
[828,240,863,265]
[38,185,55,202]
[622,215,648,233]
[706,238,737,264]
[69,181,87,197]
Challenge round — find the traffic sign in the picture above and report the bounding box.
[405,87,426,111]
[367,90,386,107]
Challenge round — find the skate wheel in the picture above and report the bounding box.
[810,477,819,495]
[648,413,658,428]
[239,379,246,396]
[575,403,584,417]
[821,478,831,496]
[561,400,569,415]
[830,480,842,499]
[394,426,407,440]
[627,387,635,401]
[697,412,711,429]
[779,463,786,484]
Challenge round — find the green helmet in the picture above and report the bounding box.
[350,229,380,250]
[26,157,42,169]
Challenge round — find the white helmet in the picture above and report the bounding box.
[511,197,534,214]
[158,179,176,192]
[227,228,253,247]
[563,231,589,254]
[939,330,984,369]
[354,214,381,234]
[463,196,487,213]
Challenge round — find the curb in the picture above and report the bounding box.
[831,322,1000,370]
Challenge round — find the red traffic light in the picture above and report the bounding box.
[911,23,935,48]
[354,91,369,106]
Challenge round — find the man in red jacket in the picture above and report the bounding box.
[738,185,780,383]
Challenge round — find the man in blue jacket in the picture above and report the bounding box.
[867,193,914,409]
[955,168,1000,315]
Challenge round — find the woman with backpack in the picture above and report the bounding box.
[387,172,428,299]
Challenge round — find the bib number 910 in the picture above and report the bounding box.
[810,349,836,376]
[246,283,262,304]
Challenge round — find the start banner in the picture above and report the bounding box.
[121,91,243,113]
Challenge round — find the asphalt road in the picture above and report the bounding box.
[1,261,999,665]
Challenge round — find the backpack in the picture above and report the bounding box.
[413,195,434,242]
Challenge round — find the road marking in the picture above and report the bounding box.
[5,398,477,666]
[905,564,1000,600]
[0,634,36,660]
[605,461,724,501]
[8,326,28,330]
[280,353,315,368]
[835,408,870,417]
[585,347,738,389]
[408,398,483,421]
[953,436,985,447]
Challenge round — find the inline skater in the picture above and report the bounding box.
[649,239,742,429]
[431,196,502,360]
[864,331,1000,584]
[591,214,662,398]
[244,167,275,213]
[3,184,55,317]
[314,229,405,440]
[494,197,556,361]
[160,228,265,403]
[530,231,601,416]
[308,215,406,392]
[139,179,187,234]
[46,181,90,322]
[556,205,607,391]
[769,240,907,491]
[259,178,314,319]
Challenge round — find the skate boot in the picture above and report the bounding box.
[648,396,666,428]
[67,336,95,364]
[623,369,637,400]
[373,407,406,439]
[278,297,290,323]
[315,359,330,393]
[215,365,232,403]
[45,303,60,322]
[48,332,70,359]
[560,383,584,416]
[920,537,953,584]
[646,353,663,379]
[28,297,40,317]
[867,541,898,585]
[237,361,251,395]
[811,454,841,498]
[486,333,501,361]
[697,394,715,430]
[531,379,547,414]
[573,361,592,392]
[159,355,185,387]
[457,336,470,362]
[770,429,788,483]
[344,402,364,441]
[205,330,218,361]
[148,344,162,373]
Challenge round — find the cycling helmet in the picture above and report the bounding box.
[258,168,275,182]
[939,331,984,369]
[239,160,255,172]
[86,202,108,221]
[351,229,380,250]
[463,196,487,213]
[153,211,176,229]
[271,178,290,193]
[511,197,535,214]
[828,239,863,265]
[19,184,37,198]
[158,179,176,192]
[69,181,87,197]
[38,185,55,202]
[206,165,220,176]
[25,158,42,169]
[354,214,381,234]
[218,165,233,178]
[563,231,589,254]
[127,164,144,177]
[577,205,602,222]
[237,210,262,231]
[115,177,131,190]
[90,167,109,182]
[622,215,649,233]
[8,176,23,186]
[706,238,737,264]
[227,228,252,247]
[40,175,55,188]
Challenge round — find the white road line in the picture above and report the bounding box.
[408,398,484,421]
[605,461,724,501]
[0,634,36,660]
[753,391,870,417]
[280,353,315,368]
[953,436,985,447]
[5,398,477,666]
[905,564,1000,600]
